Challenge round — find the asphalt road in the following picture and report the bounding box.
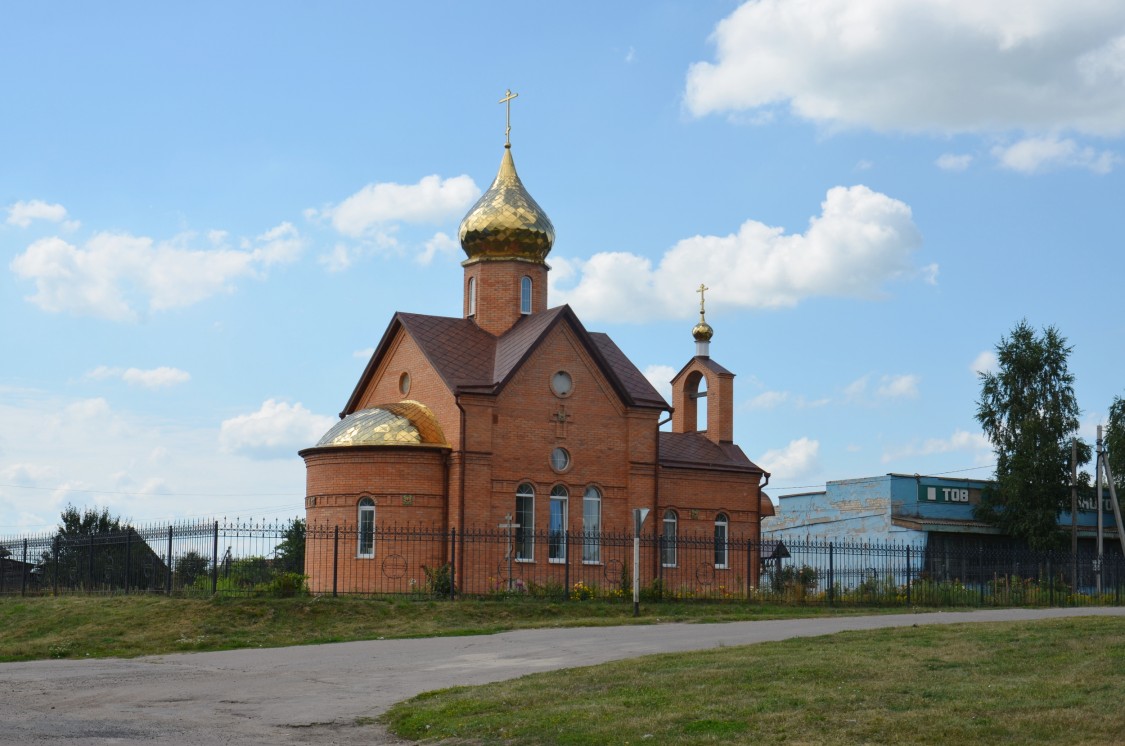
[2,606,1122,744]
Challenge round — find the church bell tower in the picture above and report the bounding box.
[458,89,555,336]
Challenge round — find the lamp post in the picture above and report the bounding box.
[632,508,650,617]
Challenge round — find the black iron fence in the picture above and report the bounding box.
[3,519,1124,608]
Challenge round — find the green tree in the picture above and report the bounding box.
[975,321,1086,549]
[43,505,164,590]
[273,518,306,574]
[1107,396,1125,491]
[58,504,125,536]
[174,550,210,586]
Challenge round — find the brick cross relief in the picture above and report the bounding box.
[551,404,572,438]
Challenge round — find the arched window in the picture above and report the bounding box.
[357,497,375,558]
[520,275,532,315]
[549,484,568,562]
[582,486,602,563]
[515,483,534,561]
[662,509,678,567]
[714,512,729,569]
[467,277,477,316]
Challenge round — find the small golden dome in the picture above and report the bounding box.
[459,147,555,264]
[692,317,714,342]
[315,401,448,448]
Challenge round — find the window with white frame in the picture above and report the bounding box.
[582,486,601,563]
[520,275,532,314]
[357,497,375,558]
[467,277,476,316]
[662,509,678,567]
[515,483,535,561]
[714,512,729,569]
[549,485,568,562]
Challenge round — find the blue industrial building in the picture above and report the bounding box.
[764,473,1121,554]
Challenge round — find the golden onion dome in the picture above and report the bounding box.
[459,147,555,264]
[692,317,714,342]
[315,400,448,448]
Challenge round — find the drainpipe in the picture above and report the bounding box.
[455,397,468,594]
[653,413,672,578]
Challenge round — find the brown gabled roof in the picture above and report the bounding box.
[671,355,734,384]
[343,305,670,416]
[659,431,766,475]
[588,332,667,409]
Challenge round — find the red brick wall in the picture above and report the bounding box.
[354,329,461,450]
[303,446,448,593]
[304,313,766,593]
[463,259,548,335]
[671,360,735,443]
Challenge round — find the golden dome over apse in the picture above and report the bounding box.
[458,146,555,264]
[315,401,448,448]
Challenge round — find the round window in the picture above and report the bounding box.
[550,447,571,472]
[399,372,411,396]
[551,371,573,398]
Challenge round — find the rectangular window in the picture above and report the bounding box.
[515,489,534,561]
[583,490,601,563]
[549,491,567,563]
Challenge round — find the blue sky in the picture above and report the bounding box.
[3,1,1124,531]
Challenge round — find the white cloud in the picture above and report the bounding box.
[10,224,304,321]
[843,375,869,400]
[319,244,354,273]
[748,390,789,409]
[0,389,306,530]
[416,231,459,266]
[87,365,191,389]
[6,199,77,229]
[936,153,973,171]
[318,175,481,239]
[642,364,676,401]
[971,350,999,375]
[920,263,939,286]
[882,428,992,464]
[685,0,1125,136]
[758,437,820,481]
[746,389,830,410]
[876,374,920,399]
[245,222,305,265]
[353,347,375,360]
[552,185,923,322]
[991,135,1119,173]
[219,399,335,461]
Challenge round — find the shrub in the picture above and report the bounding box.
[423,563,455,596]
[259,572,308,598]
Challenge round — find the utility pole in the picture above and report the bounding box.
[1097,427,1105,593]
[1071,438,1078,590]
[1096,426,1125,559]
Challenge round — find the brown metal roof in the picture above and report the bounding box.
[671,355,734,384]
[659,431,766,475]
[588,332,667,408]
[343,305,670,416]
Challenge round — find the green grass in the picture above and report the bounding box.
[0,594,893,662]
[380,617,1125,745]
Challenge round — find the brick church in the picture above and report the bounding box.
[300,112,773,594]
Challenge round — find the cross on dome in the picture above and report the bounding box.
[499,88,518,148]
